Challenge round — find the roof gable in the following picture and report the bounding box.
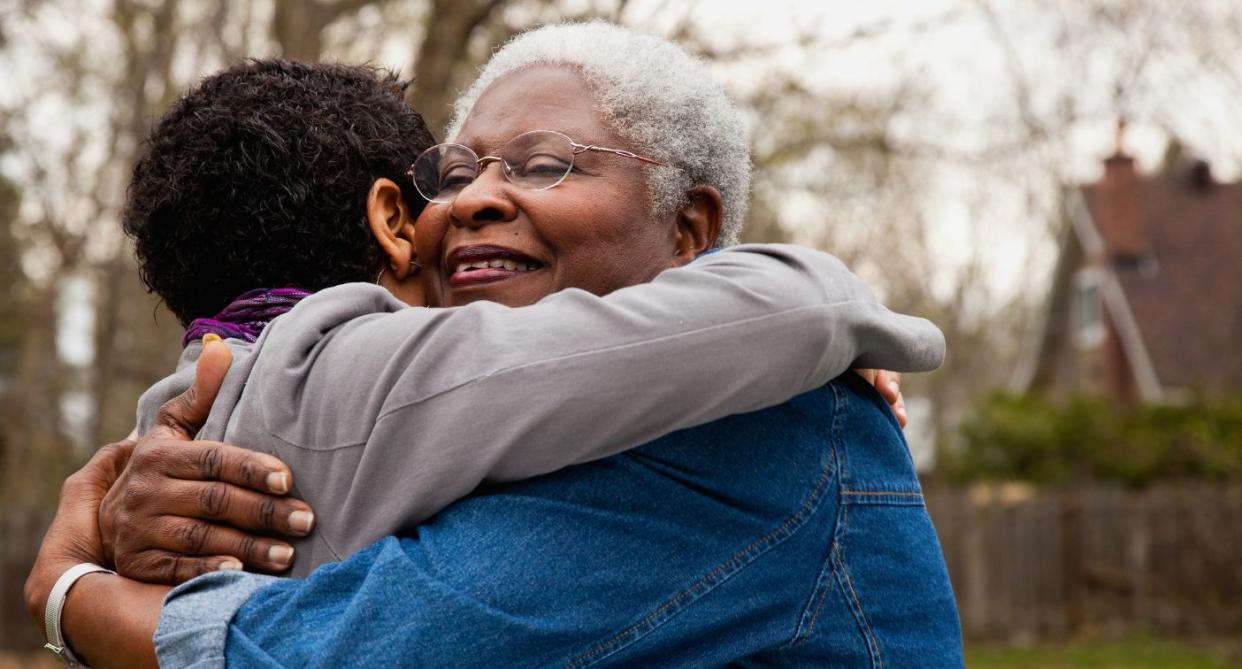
[1080,171,1242,391]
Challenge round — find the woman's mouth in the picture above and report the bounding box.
[446,245,545,288]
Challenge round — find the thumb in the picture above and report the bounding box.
[195,333,233,408]
[154,333,233,438]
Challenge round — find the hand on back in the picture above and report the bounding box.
[97,336,315,584]
[855,369,907,428]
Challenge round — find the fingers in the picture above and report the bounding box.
[148,517,296,573]
[152,334,233,439]
[132,439,294,495]
[884,371,907,428]
[872,370,901,404]
[162,479,314,535]
[855,368,879,386]
[93,439,138,486]
[99,434,313,582]
[867,370,907,428]
[119,549,249,586]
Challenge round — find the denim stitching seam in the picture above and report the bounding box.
[841,491,923,497]
[785,483,840,648]
[801,381,884,667]
[565,465,835,668]
[787,384,849,647]
[833,515,885,669]
[564,393,840,668]
[841,490,925,507]
[791,552,837,648]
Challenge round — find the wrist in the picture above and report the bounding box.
[26,538,106,621]
[24,558,71,627]
[36,562,116,669]
[63,571,169,669]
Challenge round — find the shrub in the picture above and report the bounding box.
[941,392,1242,486]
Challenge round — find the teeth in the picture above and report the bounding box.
[454,259,542,274]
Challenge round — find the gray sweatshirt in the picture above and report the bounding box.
[135,244,945,576]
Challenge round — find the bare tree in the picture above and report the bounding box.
[272,0,395,61]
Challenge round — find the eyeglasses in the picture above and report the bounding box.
[407,129,670,204]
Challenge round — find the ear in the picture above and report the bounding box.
[367,178,418,279]
[670,186,723,266]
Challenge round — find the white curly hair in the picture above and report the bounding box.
[446,21,751,246]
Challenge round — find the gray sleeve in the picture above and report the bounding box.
[251,243,945,551]
[153,571,280,669]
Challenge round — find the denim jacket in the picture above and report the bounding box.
[156,374,962,668]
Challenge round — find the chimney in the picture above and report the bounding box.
[1187,159,1213,191]
[1094,120,1147,259]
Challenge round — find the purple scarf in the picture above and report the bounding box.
[182,287,312,347]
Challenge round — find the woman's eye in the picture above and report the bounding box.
[438,166,475,188]
[518,154,571,175]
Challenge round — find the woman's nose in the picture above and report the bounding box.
[449,163,518,229]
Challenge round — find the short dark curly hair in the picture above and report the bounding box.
[122,59,435,325]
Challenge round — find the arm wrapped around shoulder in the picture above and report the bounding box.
[247,243,945,558]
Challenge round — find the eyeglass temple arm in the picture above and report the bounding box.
[573,144,671,167]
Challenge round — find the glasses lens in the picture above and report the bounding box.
[500,131,576,190]
[412,144,478,202]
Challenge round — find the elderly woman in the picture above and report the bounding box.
[28,22,962,668]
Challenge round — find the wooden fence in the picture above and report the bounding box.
[926,483,1242,641]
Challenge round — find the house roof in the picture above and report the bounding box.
[1080,165,1242,392]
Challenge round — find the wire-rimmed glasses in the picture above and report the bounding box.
[407,129,670,204]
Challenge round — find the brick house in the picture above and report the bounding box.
[1015,138,1242,404]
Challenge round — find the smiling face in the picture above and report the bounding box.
[414,65,687,307]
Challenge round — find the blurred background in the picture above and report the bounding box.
[1,0,1240,666]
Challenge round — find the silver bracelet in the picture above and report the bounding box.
[43,563,115,668]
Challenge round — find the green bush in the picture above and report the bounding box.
[941,392,1242,486]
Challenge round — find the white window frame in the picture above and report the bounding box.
[1072,268,1106,348]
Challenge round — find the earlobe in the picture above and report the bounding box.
[672,186,723,265]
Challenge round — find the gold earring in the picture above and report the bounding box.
[377,260,420,285]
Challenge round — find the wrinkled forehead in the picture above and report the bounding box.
[452,64,628,155]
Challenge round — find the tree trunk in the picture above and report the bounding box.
[272,0,327,61]
[410,0,510,134]
[272,0,390,62]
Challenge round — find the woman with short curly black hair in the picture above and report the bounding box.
[123,59,434,326]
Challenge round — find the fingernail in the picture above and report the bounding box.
[288,510,315,534]
[202,333,222,345]
[266,472,290,494]
[888,381,900,395]
[268,545,294,566]
[218,559,243,571]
